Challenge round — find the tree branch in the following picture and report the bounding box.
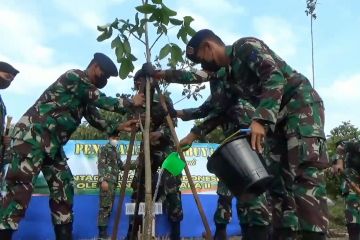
[149,32,164,51]
[130,31,146,45]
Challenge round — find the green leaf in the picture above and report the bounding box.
[115,44,124,62]
[159,44,171,60]
[96,28,113,42]
[177,27,188,44]
[119,58,134,79]
[135,12,139,26]
[161,24,168,34]
[160,10,170,25]
[169,18,182,26]
[97,24,110,32]
[152,9,162,22]
[130,54,138,61]
[135,4,157,14]
[136,25,145,38]
[148,14,156,22]
[152,0,162,4]
[185,26,196,37]
[110,18,119,29]
[123,39,131,55]
[183,16,194,26]
[171,45,184,63]
[161,3,177,17]
[111,36,122,49]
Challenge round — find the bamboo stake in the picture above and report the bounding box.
[111,130,137,240]
[155,85,212,239]
[130,148,145,240]
[142,0,153,237]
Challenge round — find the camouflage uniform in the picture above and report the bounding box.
[336,141,360,239]
[127,96,183,238]
[164,37,329,237]
[0,69,135,231]
[182,95,271,239]
[0,95,6,179]
[97,142,123,227]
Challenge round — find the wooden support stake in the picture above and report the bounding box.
[155,85,212,239]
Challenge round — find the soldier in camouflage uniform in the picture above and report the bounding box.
[97,133,123,239]
[333,140,360,240]
[126,72,183,240]
[0,53,144,240]
[142,28,329,239]
[0,62,19,190]
[177,94,271,240]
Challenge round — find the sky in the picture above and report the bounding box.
[0,0,359,139]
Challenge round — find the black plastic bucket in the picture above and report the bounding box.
[207,135,273,199]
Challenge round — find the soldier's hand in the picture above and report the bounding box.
[250,120,265,153]
[176,110,184,120]
[118,119,139,132]
[2,136,11,149]
[332,163,344,175]
[179,132,198,151]
[101,181,109,191]
[132,93,145,106]
[150,131,162,142]
[141,63,164,80]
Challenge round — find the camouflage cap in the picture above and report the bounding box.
[93,53,118,77]
[0,61,19,75]
[186,29,217,63]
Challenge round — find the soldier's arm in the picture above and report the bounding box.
[190,113,226,138]
[180,96,214,121]
[98,147,112,183]
[235,39,286,125]
[160,69,211,84]
[83,105,120,135]
[66,70,135,115]
[333,143,346,173]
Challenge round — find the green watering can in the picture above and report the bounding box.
[162,145,190,176]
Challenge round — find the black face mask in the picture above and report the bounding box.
[201,60,221,72]
[0,78,11,89]
[94,76,108,89]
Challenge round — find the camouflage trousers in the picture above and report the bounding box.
[214,181,271,226]
[266,134,329,233]
[0,140,74,230]
[98,182,116,227]
[344,191,360,225]
[340,170,360,225]
[157,170,183,222]
[130,168,183,223]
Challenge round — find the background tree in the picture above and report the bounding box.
[70,109,131,140]
[325,121,360,199]
[305,0,318,87]
[326,121,360,158]
[193,119,224,144]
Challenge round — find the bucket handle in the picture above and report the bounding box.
[221,128,251,145]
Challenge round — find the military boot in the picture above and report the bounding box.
[54,222,73,240]
[300,231,326,240]
[244,225,269,240]
[98,226,108,239]
[170,221,181,240]
[272,228,298,240]
[0,229,14,240]
[214,223,227,240]
[347,223,360,240]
